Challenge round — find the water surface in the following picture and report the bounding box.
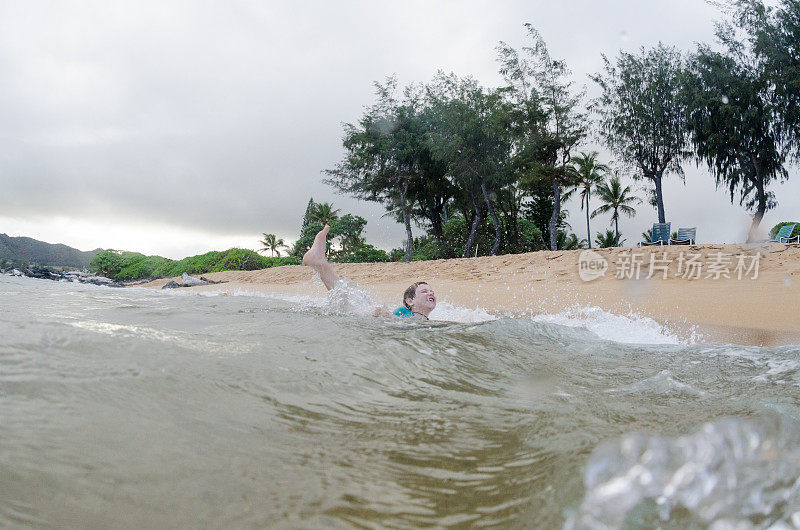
[2,276,799,528]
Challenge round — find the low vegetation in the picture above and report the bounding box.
[90,248,300,281]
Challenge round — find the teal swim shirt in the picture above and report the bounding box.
[392,306,413,318]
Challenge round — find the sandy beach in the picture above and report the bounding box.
[142,243,800,346]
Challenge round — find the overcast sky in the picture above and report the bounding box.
[1,0,797,258]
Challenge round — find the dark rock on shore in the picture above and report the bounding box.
[24,266,62,280]
[2,266,123,287]
[3,266,227,289]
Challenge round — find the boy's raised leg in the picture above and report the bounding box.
[302,225,339,290]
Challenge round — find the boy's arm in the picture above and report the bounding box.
[372,305,394,318]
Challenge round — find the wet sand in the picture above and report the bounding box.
[142,243,800,346]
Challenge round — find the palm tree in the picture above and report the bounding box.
[308,202,340,227]
[569,152,609,248]
[259,233,287,257]
[557,230,586,250]
[595,229,625,248]
[592,174,640,240]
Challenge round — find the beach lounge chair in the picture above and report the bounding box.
[670,227,696,245]
[771,224,799,243]
[639,222,671,246]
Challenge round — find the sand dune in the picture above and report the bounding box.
[142,243,800,346]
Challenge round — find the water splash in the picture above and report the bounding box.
[428,301,496,323]
[153,279,691,345]
[567,415,800,529]
[532,306,684,345]
[323,278,377,316]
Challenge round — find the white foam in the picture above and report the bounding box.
[532,306,684,345]
[428,301,496,323]
[151,284,686,343]
[152,280,497,323]
[154,285,327,307]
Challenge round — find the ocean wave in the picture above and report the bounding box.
[154,282,685,344]
[3,275,800,527]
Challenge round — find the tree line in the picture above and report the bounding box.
[313,0,800,260]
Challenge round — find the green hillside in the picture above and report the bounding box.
[0,234,102,269]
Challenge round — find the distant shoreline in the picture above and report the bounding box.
[141,243,800,347]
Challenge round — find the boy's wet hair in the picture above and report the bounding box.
[403,282,428,310]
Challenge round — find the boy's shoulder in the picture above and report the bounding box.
[392,306,413,318]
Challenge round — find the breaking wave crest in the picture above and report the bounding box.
[160,279,688,345]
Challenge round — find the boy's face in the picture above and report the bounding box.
[410,283,436,313]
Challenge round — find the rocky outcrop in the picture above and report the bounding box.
[3,267,225,289]
[2,267,123,287]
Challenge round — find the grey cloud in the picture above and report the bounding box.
[0,0,797,254]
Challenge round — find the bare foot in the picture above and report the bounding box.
[302,225,330,267]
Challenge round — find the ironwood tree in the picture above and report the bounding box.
[590,43,690,225]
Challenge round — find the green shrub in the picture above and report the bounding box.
[513,219,546,253]
[441,216,503,257]
[116,255,171,280]
[153,251,223,276]
[263,256,301,267]
[89,246,302,281]
[211,248,267,272]
[91,250,174,280]
[390,235,445,262]
[770,222,800,239]
[442,217,467,257]
[389,248,406,262]
[411,236,444,261]
[336,244,390,263]
[90,250,126,276]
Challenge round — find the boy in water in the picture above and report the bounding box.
[302,225,437,319]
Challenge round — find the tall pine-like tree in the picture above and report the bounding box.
[684,9,792,240]
[497,24,586,250]
[591,43,689,224]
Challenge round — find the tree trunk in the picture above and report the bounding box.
[481,179,502,255]
[463,197,483,258]
[614,212,619,240]
[431,203,453,258]
[549,178,560,250]
[511,194,520,252]
[585,200,592,249]
[653,173,666,224]
[747,180,767,243]
[399,184,413,262]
